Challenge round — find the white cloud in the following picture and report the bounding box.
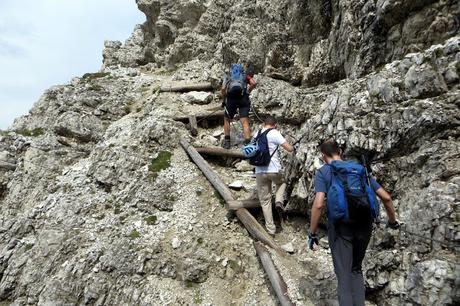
[0,0,145,129]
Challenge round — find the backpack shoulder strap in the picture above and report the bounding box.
[254,129,263,141]
[261,128,274,136]
[264,128,279,159]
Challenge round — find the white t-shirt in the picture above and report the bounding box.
[253,128,286,174]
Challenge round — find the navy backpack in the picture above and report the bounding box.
[326,160,380,223]
[249,129,278,166]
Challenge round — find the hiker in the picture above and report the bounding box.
[308,140,400,306]
[221,64,257,149]
[249,116,296,236]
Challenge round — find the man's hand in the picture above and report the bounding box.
[308,232,319,250]
[386,220,401,230]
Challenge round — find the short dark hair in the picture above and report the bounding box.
[320,140,341,157]
[264,116,277,126]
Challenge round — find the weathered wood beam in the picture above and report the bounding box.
[0,161,16,171]
[188,115,198,137]
[195,146,245,159]
[160,82,214,93]
[173,111,225,123]
[180,139,280,251]
[228,199,260,210]
[254,242,295,306]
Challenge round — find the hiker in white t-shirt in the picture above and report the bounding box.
[254,116,295,236]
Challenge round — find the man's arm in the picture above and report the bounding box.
[309,192,326,234]
[221,85,226,97]
[375,187,396,223]
[281,141,294,153]
[248,77,257,92]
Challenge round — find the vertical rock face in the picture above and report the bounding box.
[1,0,459,305]
[105,0,459,86]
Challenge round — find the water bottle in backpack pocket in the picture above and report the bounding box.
[326,160,380,223]
[226,64,247,98]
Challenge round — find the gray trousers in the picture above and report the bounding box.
[328,221,373,306]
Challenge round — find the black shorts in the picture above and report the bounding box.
[224,95,250,119]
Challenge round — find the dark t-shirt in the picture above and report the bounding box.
[314,164,381,194]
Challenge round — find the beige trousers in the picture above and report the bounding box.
[256,172,286,235]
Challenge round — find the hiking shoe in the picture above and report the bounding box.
[275,201,285,212]
[223,138,231,149]
[225,210,236,221]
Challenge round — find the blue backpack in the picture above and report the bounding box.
[327,160,380,223]
[226,64,247,98]
[249,129,278,166]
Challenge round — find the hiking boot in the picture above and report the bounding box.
[275,201,285,212]
[223,138,231,149]
[225,210,236,221]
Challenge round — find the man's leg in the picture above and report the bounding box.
[256,173,276,235]
[224,117,231,137]
[272,173,286,207]
[350,223,373,306]
[328,222,355,306]
[223,99,236,149]
[240,117,252,143]
[238,96,252,144]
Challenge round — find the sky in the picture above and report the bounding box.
[0,0,145,130]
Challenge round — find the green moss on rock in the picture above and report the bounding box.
[128,229,141,239]
[15,128,45,137]
[149,151,172,176]
[144,215,157,225]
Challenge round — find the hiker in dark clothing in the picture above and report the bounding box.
[308,140,400,306]
[221,64,257,149]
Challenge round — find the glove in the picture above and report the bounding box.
[307,231,319,250]
[293,143,299,153]
[387,220,400,230]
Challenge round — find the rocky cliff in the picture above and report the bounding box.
[1,0,459,305]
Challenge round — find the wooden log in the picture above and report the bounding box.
[195,146,245,159]
[235,209,281,251]
[228,199,260,210]
[180,139,280,251]
[160,82,214,93]
[189,115,198,137]
[254,242,295,306]
[180,139,235,203]
[0,161,16,171]
[173,111,225,123]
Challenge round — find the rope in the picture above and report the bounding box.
[251,104,265,123]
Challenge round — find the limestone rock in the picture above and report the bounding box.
[181,91,213,105]
[281,242,295,254]
[0,1,459,305]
